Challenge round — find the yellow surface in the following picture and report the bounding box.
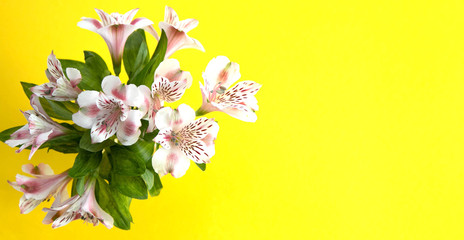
[1,0,464,239]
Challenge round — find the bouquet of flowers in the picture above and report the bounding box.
[0,6,261,230]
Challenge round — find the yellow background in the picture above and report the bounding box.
[1,0,464,239]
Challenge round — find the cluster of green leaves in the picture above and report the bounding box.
[0,29,208,230]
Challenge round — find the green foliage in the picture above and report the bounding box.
[110,173,148,200]
[60,51,111,91]
[0,126,22,142]
[127,30,167,87]
[19,81,79,120]
[69,149,102,178]
[79,130,115,152]
[71,177,86,196]
[20,82,35,99]
[44,133,82,153]
[196,163,207,171]
[96,177,133,230]
[124,29,150,79]
[149,171,163,197]
[38,98,78,120]
[109,145,146,176]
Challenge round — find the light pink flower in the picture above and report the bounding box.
[78,8,155,74]
[6,95,67,159]
[160,6,204,58]
[72,76,146,145]
[140,59,192,132]
[153,104,219,178]
[30,52,82,101]
[198,56,262,122]
[8,163,71,214]
[43,179,113,229]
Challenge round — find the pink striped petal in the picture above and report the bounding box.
[77,17,103,33]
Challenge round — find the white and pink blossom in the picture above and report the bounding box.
[198,56,261,122]
[30,52,82,101]
[8,163,71,214]
[6,95,68,159]
[78,8,156,75]
[140,59,192,132]
[153,104,219,178]
[72,76,146,145]
[160,6,204,59]
[43,179,113,229]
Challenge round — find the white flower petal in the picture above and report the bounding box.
[123,8,139,23]
[101,75,123,99]
[164,6,179,25]
[77,17,102,33]
[66,68,82,86]
[76,91,100,108]
[131,17,154,28]
[47,52,64,81]
[152,147,190,178]
[204,56,241,90]
[178,18,199,32]
[116,110,142,146]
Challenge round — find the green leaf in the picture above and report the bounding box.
[196,163,207,171]
[0,126,22,142]
[110,173,148,199]
[95,177,132,230]
[20,82,36,99]
[141,169,154,190]
[127,30,167,87]
[127,139,155,164]
[79,130,115,152]
[109,145,146,176]
[60,51,111,91]
[69,150,102,178]
[149,171,163,197]
[39,98,78,120]
[99,151,112,180]
[71,177,86,196]
[44,132,82,153]
[124,29,149,79]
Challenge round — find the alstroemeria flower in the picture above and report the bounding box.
[8,163,71,214]
[160,6,205,58]
[198,56,262,122]
[72,75,145,145]
[6,95,67,159]
[140,59,193,132]
[43,179,113,229]
[153,104,219,178]
[78,8,155,75]
[30,52,82,101]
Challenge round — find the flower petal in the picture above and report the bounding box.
[154,128,173,149]
[66,68,82,87]
[123,8,139,23]
[203,56,241,91]
[144,25,160,40]
[155,104,195,131]
[220,104,258,122]
[47,52,64,82]
[152,147,190,178]
[152,76,190,103]
[76,90,100,108]
[95,8,113,26]
[131,17,154,28]
[116,110,142,146]
[101,75,124,99]
[22,163,54,176]
[178,18,198,32]
[77,17,102,33]
[164,6,179,25]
